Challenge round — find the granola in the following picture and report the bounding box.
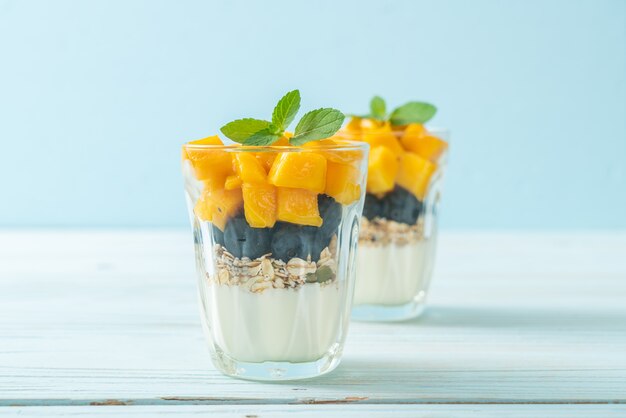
[208,235,338,293]
[358,217,425,247]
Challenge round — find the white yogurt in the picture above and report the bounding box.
[199,282,344,363]
[354,238,436,305]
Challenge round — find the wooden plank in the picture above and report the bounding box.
[2,404,626,417]
[1,231,625,405]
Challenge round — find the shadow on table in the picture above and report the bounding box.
[403,305,626,330]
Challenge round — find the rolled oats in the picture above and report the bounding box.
[208,235,338,293]
[358,217,425,247]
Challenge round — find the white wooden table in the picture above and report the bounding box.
[1,230,625,417]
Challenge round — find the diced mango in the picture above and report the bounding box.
[268,152,327,193]
[325,161,361,205]
[399,123,427,152]
[362,124,404,156]
[276,187,322,227]
[366,146,398,194]
[396,152,437,200]
[242,182,277,228]
[345,117,362,133]
[188,135,224,146]
[304,139,366,164]
[412,135,448,163]
[224,175,242,190]
[234,153,267,183]
[360,118,385,131]
[255,152,277,172]
[183,136,234,183]
[194,185,243,231]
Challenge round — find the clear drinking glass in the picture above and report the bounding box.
[182,139,368,380]
[336,124,449,321]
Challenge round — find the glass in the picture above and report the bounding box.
[336,125,449,321]
[182,140,368,380]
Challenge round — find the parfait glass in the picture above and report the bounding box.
[336,123,449,321]
[182,137,368,380]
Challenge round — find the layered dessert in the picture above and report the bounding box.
[182,90,367,379]
[338,97,448,320]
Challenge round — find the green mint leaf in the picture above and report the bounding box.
[291,108,345,146]
[389,102,437,125]
[220,118,271,143]
[242,128,281,146]
[369,96,386,120]
[271,90,301,130]
[268,123,283,135]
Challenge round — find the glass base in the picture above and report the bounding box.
[210,344,343,381]
[351,299,426,322]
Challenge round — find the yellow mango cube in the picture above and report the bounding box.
[414,135,448,163]
[345,117,362,133]
[268,152,327,193]
[224,175,242,190]
[194,185,243,231]
[362,124,404,156]
[399,123,427,151]
[234,152,267,183]
[396,152,437,200]
[276,187,322,227]
[304,139,366,165]
[183,136,233,183]
[242,182,277,228]
[366,146,398,194]
[325,161,361,205]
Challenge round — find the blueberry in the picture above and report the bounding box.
[211,224,225,246]
[304,226,329,262]
[318,194,342,238]
[362,193,384,220]
[271,223,327,262]
[271,222,305,261]
[383,186,423,225]
[223,214,272,259]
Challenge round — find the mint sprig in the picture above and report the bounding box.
[271,89,300,131]
[369,96,386,121]
[291,108,346,146]
[389,102,437,125]
[220,119,270,142]
[220,90,345,146]
[354,96,437,126]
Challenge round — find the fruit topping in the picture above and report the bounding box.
[413,135,448,163]
[224,175,242,190]
[242,182,277,228]
[276,187,323,227]
[317,194,342,238]
[396,152,436,200]
[234,152,267,183]
[183,136,233,183]
[362,193,385,220]
[366,146,398,194]
[223,213,272,259]
[362,123,404,156]
[268,152,327,193]
[255,152,277,172]
[270,222,329,262]
[193,185,243,231]
[384,186,423,225]
[400,124,447,162]
[212,224,225,246]
[324,161,361,205]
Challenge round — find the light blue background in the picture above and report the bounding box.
[1,0,624,229]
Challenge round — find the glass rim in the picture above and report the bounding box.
[182,138,370,153]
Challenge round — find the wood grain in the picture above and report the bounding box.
[1,230,625,414]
